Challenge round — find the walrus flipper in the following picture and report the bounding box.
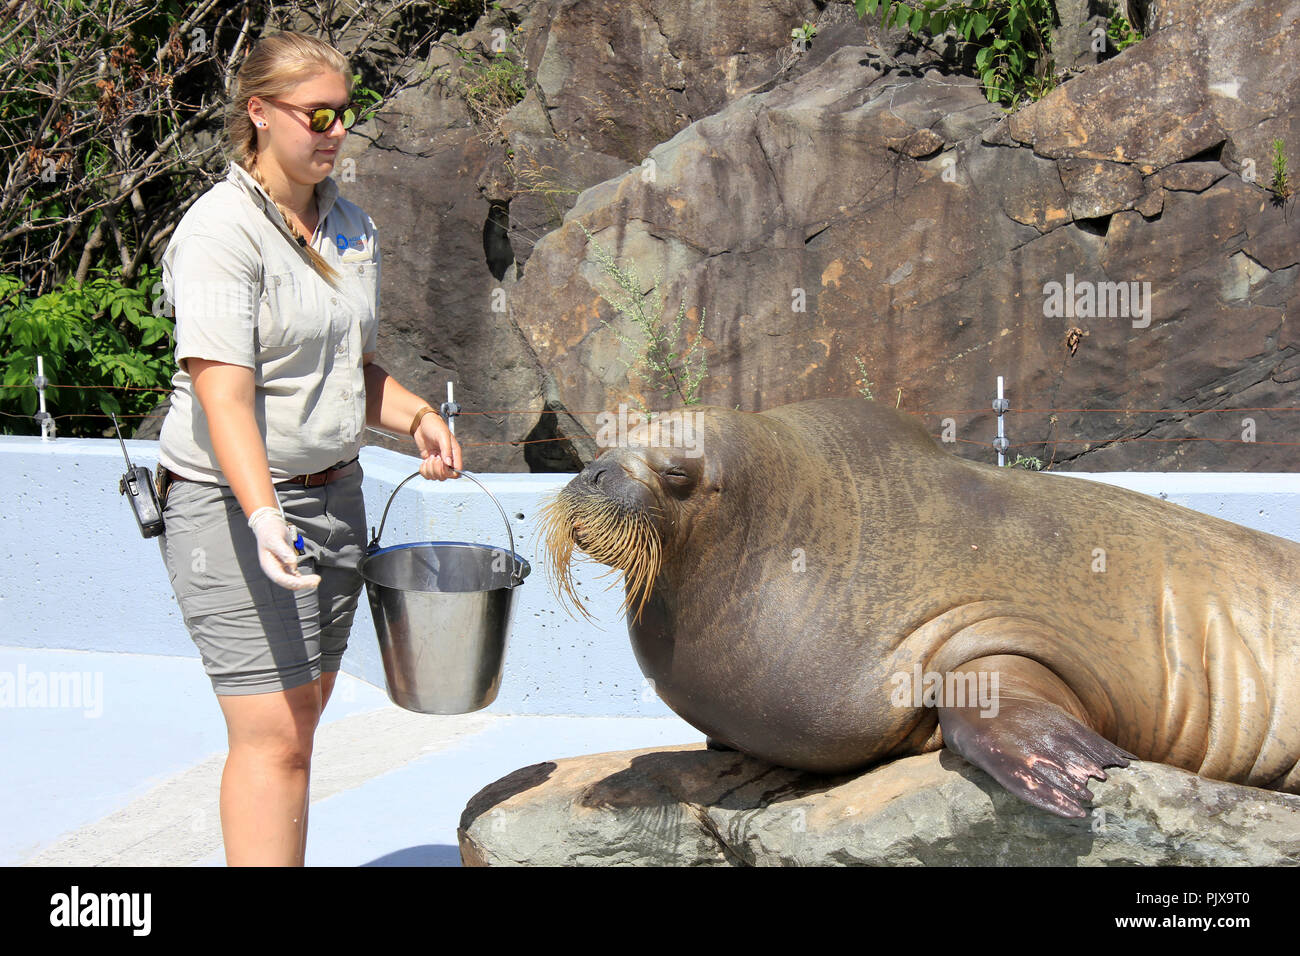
[935,654,1137,819]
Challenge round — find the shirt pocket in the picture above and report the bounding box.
[342,254,378,308]
[341,253,379,349]
[259,270,327,348]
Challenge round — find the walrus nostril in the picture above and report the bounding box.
[586,460,614,486]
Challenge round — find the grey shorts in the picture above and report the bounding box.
[157,460,368,696]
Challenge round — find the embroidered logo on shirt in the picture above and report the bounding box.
[335,232,369,253]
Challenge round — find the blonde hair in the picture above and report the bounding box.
[226,31,351,287]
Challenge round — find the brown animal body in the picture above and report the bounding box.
[540,397,1300,817]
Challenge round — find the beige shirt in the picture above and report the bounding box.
[157,160,380,483]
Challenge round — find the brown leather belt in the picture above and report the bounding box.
[283,456,360,486]
[161,457,359,489]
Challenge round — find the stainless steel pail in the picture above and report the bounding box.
[357,469,529,714]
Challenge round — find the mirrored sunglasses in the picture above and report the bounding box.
[265,97,360,133]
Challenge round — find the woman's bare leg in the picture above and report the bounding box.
[295,669,340,863]
[216,679,323,866]
[320,669,338,712]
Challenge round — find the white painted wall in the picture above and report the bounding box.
[1,435,1296,715]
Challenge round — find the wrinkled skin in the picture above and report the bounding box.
[547,397,1300,818]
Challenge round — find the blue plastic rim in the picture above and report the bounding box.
[358,539,531,593]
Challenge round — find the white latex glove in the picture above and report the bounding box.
[247,506,321,591]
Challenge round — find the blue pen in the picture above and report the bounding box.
[284,517,305,556]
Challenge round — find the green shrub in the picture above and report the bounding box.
[854,0,1056,107]
[578,224,708,419]
[1270,138,1292,203]
[0,266,174,437]
[1105,6,1143,52]
[1008,453,1045,470]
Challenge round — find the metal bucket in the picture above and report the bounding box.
[357,469,530,715]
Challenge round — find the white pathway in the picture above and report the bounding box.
[1,646,701,867]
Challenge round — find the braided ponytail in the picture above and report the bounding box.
[247,152,342,287]
[225,31,350,289]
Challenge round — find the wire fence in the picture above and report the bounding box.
[3,381,1297,455]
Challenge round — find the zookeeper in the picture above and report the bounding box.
[154,30,460,866]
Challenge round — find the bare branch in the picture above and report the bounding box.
[2,0,469,293]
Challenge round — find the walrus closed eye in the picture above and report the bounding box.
[539,397,1300,821]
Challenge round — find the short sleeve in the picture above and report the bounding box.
[362,216,380,354]
[165,231,261,370]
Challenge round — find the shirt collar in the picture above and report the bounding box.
[227,159,340,239]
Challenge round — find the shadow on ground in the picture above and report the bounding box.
[363,844,462,866]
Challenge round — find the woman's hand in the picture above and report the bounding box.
[360,357,464,479]
[247,507,321,590]
[413,412,463,480]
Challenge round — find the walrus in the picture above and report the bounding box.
[536,396,1300,819]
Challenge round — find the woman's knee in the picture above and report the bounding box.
[218,679,323,765]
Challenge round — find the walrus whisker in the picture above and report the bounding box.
[533,496,618,624]
[534,492,594,623]
[536,486,664,626]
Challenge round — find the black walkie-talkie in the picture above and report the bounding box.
[112,412,164,538]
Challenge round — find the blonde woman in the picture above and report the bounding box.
[154,31,461,866]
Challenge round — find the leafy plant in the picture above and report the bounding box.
[456,44,529,138]
[1021,71,1058,102]
[1105,5,1143,52]
[0,1,465,436]
[791,22,819,46]
[0,265,174,437]
[3,1,453,296]
[853,0,1057,107]
[350,72,386,124]
[1270,138,1292,203]
[578,223,708,419]
[1008,453,1044,470]
[852,354,875,400]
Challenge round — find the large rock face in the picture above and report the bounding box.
[339,0,1298,471]
[507,0,1299,471]
[457,744,1300,866]
[341,0,847,468]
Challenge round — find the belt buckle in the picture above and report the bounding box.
[304,471,324,488]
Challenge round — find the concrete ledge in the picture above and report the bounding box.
[2,434,1297,716]
[0,435,663,716]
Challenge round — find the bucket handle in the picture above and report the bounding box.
[368,468,524,585]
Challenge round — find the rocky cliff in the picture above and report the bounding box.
[343,0,1298,472]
